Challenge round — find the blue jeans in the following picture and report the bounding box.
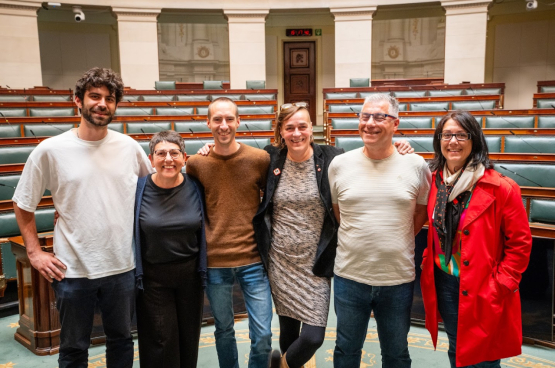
[206,262,273,368]
[434,266,501,368]
[333,274,413,368]
[51,270,135,368]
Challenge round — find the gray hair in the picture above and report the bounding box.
[149,130,186,155]
[362,93,399,117]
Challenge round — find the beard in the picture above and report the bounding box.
[82,106,114,127]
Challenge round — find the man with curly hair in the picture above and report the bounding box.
[13,67,152,368]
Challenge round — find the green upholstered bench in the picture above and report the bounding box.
[392,136,433,152]
[331,118,359,130]
[398,104,407,112]
[409,102,449,112]
[540,86,555,93]
[452,101,496,111]
[0,125,21,138]
[243,94,276,101]
[32,95,71,102]
[494,163,555,187]
[0,146,35,164]
[29,108,74,117]
[126,122,171,134]
[238,120,272,131]
[335,137,363,152]
[465,88,502,95]
[174,122,211,133]
[176,95,210,101]
[504,136,555,154]
[537,100,555,109]
[155,81,176,90]
[238,106,274,115]
[156,107,194,116]
[197,107,208,115]
[0,108,26,117]
[428,90,463,97]
[115,108,153,116]
[142,95,175,102]
[359,92,382,98]
[325,92,357,99]
[529,199,555,224]
[538,116,555,128]
[350,78,369,87]
[246,80,266,89]
[138,141,150,155]
[484,116,534,129]
[203,81,223,90]
[236,138,271,148]
[124,95,141,102]
[0,174,51,201]
[24,124,72,137]
[108,123,124,133]
[485,136,501,153]
[399,117,433,129]
[0,95,27,102]
[328,105,362,113]
[393,91,427,98]
[211,94,242,101]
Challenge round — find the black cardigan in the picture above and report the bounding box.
[253,143,344,278]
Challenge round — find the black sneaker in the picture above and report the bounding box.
[268,349,281,368]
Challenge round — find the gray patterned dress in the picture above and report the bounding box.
[268,155,330,327]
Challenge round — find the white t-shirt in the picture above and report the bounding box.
[328,148,431,286]
[13,129,152,279]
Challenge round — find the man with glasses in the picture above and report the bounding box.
[328,93,431,368]
[186,97,272,368]
[12,68,152,368]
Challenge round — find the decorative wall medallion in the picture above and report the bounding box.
[387,45,400,59]
[197,46,210,59]
[290,49,309,67]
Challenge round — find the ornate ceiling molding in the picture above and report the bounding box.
[331,6,376,22]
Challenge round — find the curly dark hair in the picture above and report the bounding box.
[429,110,493,172]
[74,67,124,104]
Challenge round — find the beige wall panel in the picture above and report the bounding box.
[265,35,278,89]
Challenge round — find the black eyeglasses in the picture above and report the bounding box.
[154,149,183,159]
[358,113,397,122]
[439,132,471,141]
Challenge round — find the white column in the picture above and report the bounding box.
[0,1,42,88]
[113,8,161,89]
[331,7,376,88]
[224,9,268,90]
[442,0,491,84]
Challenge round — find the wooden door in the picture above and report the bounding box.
[283,42,316,123]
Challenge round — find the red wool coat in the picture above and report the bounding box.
[420,169,532,367]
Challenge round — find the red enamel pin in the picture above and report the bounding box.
[274,168,281,176]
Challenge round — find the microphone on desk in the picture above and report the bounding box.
[508,130,542,153]
[188,128,208,146]
[0,182,17,189]
[0,111,19,135]
[398,131,429,152]
[243,124,261,149]
[40,120,67,133]
[126,100,152,116]
[165,103,193,116]
[499,165,543,187]
[29,129,41,143]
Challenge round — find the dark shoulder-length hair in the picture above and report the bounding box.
[429,110,493,172]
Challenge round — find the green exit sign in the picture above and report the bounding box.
[315,29,322,36]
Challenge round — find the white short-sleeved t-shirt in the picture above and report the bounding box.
[13,129,152,279]
[328,148,431,286]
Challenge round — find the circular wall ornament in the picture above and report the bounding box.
[197,46,210,58]
[387,45,400,59]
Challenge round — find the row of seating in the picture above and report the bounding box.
[124,93,276,102]
[326,88,502,99]
[154,80,266,90]
[0,95,72,102]
[327,100,497,113]
[0,120,273,138]
[0,105,275,118]
[533,94,555,109]
[330,115,555,130]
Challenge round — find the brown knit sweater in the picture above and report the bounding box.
[186,143,270,268]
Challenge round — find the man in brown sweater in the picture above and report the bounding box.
[186,97,272,368]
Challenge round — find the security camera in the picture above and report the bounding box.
[526,0,538,10]
[72,6,85,22]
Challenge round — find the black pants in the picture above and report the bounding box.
[279,315,326,368]
[137,257,204,368]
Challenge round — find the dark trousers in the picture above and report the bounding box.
[51,270,135,368]
[137,257,204,368]
[434,266,501,368]
[278,315,325,368]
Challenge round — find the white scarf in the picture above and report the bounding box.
[443,160,485,202]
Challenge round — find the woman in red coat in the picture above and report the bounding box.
[420,110,532,367]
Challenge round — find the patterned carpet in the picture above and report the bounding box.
[1,311,554,368]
